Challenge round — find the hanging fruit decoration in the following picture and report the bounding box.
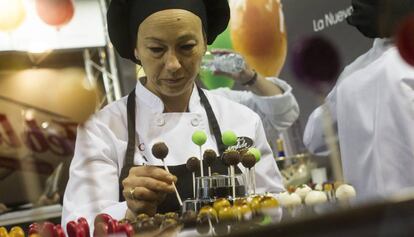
[229,0,287,77]
[0,0,26,32]
[35,0,75,28]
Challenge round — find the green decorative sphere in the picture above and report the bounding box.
[222,131,238,146]
[248,148,261,163]
[192,130,207,146]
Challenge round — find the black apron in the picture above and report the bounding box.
[118,86,241,213]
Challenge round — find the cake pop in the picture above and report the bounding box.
[152,142,182,206]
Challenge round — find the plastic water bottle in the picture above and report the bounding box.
[201,52,246,74]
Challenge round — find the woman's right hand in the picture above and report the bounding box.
[122,166,177,218]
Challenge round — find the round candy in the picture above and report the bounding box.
[304,191,328,206]
[260,196,279,209]
[136,213,150,222]
[241,152,256,168]
[9,227,25,237]
[151,142,169,160]
[203,149,217,166]
[181,210,197,226]
[198,205,218,220]
[164,212,179,221]
[213,198,231,212]
[0,227,9,237]
[222,150,240,166]
[248,148,261,162]
[186,157,200,173]
[221,131,238,146]
[192,130,207,146]
[335,184,357,201]
[218,206,236,222]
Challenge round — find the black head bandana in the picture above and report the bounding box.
[347,0,414,38]
[107,0,230,64]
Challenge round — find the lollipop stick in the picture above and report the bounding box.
[252,167,256,195]
[192,172,196,199]
[245,167,250,195]
[199,146,204,177]
[208,167,212,177]
[231,166,236,199]
[163,161,183,206]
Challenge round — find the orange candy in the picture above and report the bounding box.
[229,0,287,77]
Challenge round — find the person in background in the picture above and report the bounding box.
[304,0,414,200]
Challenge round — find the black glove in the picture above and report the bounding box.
[347,0,414,38]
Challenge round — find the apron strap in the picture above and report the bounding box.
[196,86,227,156]
[119,89,137,202]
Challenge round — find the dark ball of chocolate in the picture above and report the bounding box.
[241,153,256,169]
[181,210,197,227]
[151,142,169,160]
[223,150,240,166]
[203,149,217,166]
[186,157,200,172]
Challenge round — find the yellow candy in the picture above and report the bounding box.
[213,198,231,212]
[0,227,9,237]
[9,227,24,237]
[218,206,235,222]
[260,196,279,209]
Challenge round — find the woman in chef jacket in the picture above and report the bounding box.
[62,0,286,226]
[304,0,414,200]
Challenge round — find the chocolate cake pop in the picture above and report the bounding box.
[187,157,200,199]
[186,157,200,173]
[151,142,182,206]
[241,153,256,169]
[151,142,169,160]
[247,148,261,195]
[203,149,217,176]
[223,150,240,199]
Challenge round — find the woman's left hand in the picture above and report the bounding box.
[210,49,257,85]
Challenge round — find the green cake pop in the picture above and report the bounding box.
[192,130,207,177]
[192,130,207,146]
[248,148,261,163]
[247,147,261,195]
[221,130,238,147]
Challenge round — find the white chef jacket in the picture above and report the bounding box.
[304,38,414,200]
[62,79,286,229]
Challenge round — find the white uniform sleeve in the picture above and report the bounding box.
[210,77,299,132]
[62,114,126,232]
[303,86,338,156]
[249,113,285,193]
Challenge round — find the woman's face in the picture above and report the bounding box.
[135,9,207,97]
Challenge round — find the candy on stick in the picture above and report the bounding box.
[186,157,200,199]
[221,130,238,176]
[203,149,217,176]
[223,150,240,199]
[152,142,183,206]
[192,130,207,177]
[241,152,256,195]
[247,148,261,195]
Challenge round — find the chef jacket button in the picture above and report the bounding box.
[191,118,199,127]
[156,117,165,127]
